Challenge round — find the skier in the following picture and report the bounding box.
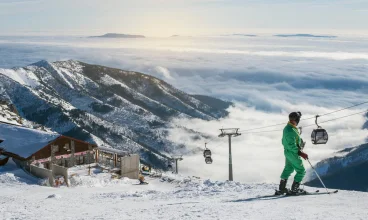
[138,172,148,184]
[277,112,309,195]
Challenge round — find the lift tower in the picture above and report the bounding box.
[218,128,241,181]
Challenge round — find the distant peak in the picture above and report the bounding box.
[29,60,81,68]
[53,59,80,64]
[274,34,337,38]
[30,60,52,68]
[90,33,145,38]
[232,34,257,37]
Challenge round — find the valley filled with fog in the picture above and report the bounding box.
[1,35,367,182]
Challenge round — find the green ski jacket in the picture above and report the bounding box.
[282,122,301,154]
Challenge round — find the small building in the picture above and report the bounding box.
[95,146,140,179]
[0,123,140,185]
[0,123,97,168]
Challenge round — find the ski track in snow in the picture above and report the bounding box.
[0,162,367,220]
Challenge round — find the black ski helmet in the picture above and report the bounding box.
[289,112,302,125]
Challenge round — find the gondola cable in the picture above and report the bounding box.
[237,101,368,133]
[239,109,368,135]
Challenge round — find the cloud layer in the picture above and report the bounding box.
[168,103,367,183]
[0,35,367,182]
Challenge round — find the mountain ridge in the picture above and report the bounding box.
[274,34,337,38]
[89,33,145,38]
[0,60,231,168]
[305,143,368,192]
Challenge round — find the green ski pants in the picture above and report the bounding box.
[280,150,306,183]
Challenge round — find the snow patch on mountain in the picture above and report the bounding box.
[0,68,39,88]
[50,63,76,89]
[99,74,125,86]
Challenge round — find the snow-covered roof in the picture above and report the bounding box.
[98,146,128,157]
[0,123,60,159]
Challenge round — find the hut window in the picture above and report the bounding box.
[64,143,70,151]
[54,145,59,152]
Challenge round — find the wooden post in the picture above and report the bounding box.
[51,145,57,166]
[71,140,75,167]
[61,156,65,167]
[114,153,117,167]
[87,145,92,164]
[100,151,103,165]
[65,175,70,187]
[95,149,99,163]
[29,157,35,174]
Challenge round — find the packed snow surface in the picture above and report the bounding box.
[0,161,367,220]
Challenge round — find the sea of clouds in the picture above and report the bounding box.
[0,35,367,183]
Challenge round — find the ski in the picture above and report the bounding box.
[133,183,149,185]
[301,190,338,196]
[262,189,338,199]
[231,189,338,203]
[284,189,338,197]
[285,189,318,196]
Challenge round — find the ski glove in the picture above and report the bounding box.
[298,151,308,160]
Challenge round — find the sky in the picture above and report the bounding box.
[1,0,368,36]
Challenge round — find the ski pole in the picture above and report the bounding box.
[307,159,330,194]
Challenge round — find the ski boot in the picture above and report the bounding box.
[275,179,288,195]
[289,181,306,195]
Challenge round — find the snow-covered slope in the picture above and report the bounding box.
[306,143,368,192]
[0,60,230,168]
[0,101,21,125]
[0,160,367,220]
[0,100,51,131]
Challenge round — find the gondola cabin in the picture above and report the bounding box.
[311,128,328,145]
[203,149,212,158]
[205,157,213,164]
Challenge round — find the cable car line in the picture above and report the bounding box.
[318,101,368,117]
[237,101,368,133]
[301,109,368,128]
[205,105,367,166]
[239,109,368,135]
[238,122,286,133]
